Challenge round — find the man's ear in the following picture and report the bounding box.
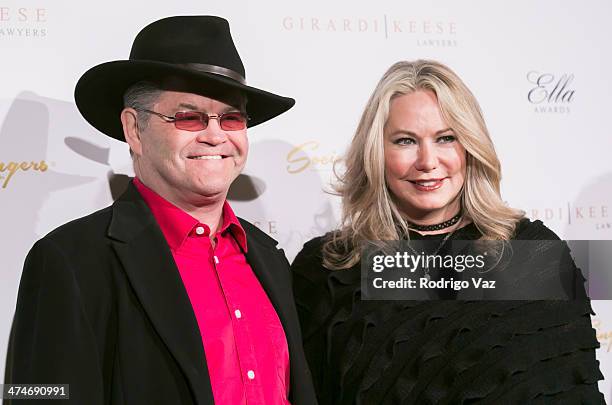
[121,108,143,156]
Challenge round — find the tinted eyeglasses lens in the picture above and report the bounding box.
[174,112,206,131]
[219,112,247,131]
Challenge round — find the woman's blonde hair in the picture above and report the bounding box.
[323,60,524,270]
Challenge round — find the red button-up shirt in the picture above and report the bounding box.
[134,178,291,405]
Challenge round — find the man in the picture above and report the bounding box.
[6,16,316,405]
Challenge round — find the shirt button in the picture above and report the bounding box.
[234,309,242,319]
[195,226,205,235]
[214,255,219,264]
[247,370,255,380]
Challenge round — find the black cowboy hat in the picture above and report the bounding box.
[74,15,295,141]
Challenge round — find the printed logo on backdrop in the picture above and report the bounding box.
[0,94,95,194]
[527,71,575,114]
[593,318,612,353]
[286,140,342,174]
[281,15,458,47]
[0,160,48,189]
[0,7,47,39]
[252,219,279,235]
[529,204,610,232]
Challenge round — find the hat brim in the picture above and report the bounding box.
[74,60,295,141]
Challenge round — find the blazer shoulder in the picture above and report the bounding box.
[21,205,117,309]
[43,205,114,245]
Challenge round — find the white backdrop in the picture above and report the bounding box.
[1,0,611,400]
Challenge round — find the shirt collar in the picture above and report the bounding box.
[218,197,248,252]
[133,177,247,252]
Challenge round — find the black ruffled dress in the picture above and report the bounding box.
[292,219,605,404]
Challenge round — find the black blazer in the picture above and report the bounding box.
[5,183,317,405]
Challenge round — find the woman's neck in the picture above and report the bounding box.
[409,217,469,236]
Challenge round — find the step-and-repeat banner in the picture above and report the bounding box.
[2,0,611,399]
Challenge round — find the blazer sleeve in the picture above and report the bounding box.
[5,238,104,405]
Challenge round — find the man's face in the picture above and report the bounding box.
[129,90,248,205]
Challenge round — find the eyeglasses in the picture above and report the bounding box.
[137,109,249,131]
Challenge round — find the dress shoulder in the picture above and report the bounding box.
[513,218,561,240]
[294,235,326,264]
[292,234,337,286]
[505,218,589,299]
[291,234,338,327]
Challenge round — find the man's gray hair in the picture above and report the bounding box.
[123,81,163,130]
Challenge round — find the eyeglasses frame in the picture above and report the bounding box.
[135,108,250,131]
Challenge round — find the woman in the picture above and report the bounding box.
[292,60,604,404]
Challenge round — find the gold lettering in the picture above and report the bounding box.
[2,162,18,188]
[286,142,341,174]
[593,320,612,352]
[596,330,612,341]
[287,141,318,174]
[0,160,48,188]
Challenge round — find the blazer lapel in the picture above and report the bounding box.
[241,228,294,335]
[241,224,311,403]
[108,183,214,404]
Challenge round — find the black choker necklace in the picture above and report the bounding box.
[407,212,462,232]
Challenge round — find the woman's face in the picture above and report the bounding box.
[384,90,466,223]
